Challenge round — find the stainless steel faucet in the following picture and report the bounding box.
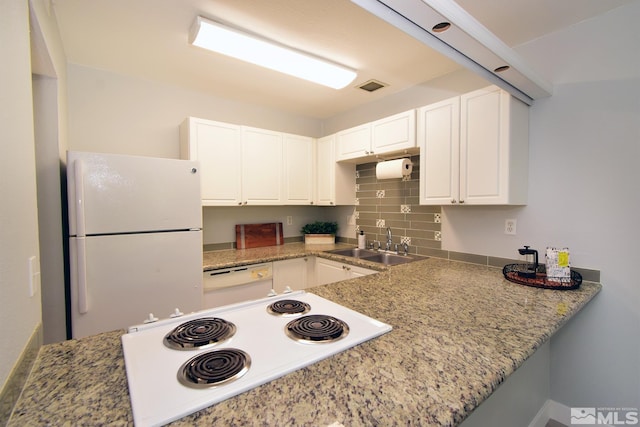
[385,227,393,251]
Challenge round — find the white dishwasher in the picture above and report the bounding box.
[203,263,273,308]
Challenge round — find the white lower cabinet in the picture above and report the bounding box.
[314,257,377,286]
[272,257,309,293]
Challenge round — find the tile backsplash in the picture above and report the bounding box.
[354,155,444,257]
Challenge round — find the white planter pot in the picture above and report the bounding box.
[304,234,335,245]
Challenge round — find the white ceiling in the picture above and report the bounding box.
[50,0,632,119]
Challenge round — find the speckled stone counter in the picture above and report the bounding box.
[202,241,385,271]
[9,253,601,427]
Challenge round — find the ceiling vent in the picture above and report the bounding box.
[358,79,387,92]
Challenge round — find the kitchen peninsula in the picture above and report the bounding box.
[8,245,600,426]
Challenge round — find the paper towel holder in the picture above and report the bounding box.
[375,150,410,162]
[375,157,413,180]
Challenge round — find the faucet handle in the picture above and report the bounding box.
[402,242,409,255]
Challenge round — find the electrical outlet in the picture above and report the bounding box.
[504,219,517,235]
[286,216,293,226]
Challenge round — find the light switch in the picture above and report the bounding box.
[28,255,40,297]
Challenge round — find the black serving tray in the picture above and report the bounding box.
[502,264,582,290]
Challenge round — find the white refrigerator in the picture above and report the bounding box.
[67,151,203,339]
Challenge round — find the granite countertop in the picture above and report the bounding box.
[9,245,601,426]
[202,241,384,271]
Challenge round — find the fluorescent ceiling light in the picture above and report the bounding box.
[189,16,357,89]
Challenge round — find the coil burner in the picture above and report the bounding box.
[285,314,349,343]
[178,348,251,389]
[164,317,236,351]
[267,299,311,317]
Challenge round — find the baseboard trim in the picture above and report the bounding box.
[0,323,42,426]
[528,400,554,427]
[528,400,616,427]
[528,400,573,427]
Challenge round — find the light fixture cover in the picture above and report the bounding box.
[189,16,357,89]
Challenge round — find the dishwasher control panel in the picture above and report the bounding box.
[203,263,273,291]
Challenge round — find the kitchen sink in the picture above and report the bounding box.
[327,248,379,258]
[326,247,422,266]
[361,253,418,266]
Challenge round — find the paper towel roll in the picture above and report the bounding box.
[376,158,413,179]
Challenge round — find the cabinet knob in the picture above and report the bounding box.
[459,200,465,204]
[451,199,457,204]
[238,202,243,205]
[310,201,314,205]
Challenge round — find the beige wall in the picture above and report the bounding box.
[30,0,71,345]
[0,0,42,399]
[441,2,640,409]
[66,64,323,159]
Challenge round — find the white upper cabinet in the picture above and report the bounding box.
[180,117,242,206]
[241,127,284,205]
[371,110,416,154]
[182,118,307,206]
[316,134,355,206]
[336,123,371,161]
[418,97,461,205]
[459,87,528,205]
[283,133,315,205]
[419,86,529,205]
[336,110,416,162]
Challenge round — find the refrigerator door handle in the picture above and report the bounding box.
[74,159,87,237]
[76,237,89,314]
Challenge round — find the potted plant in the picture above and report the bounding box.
[300,221,338,244]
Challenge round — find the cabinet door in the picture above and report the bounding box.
[418,97,460,205]
[371,110,416,154]
[316,135,356,206]
[460,86,530,205]
[349,264,377,278]
[314,258,349,286]
[241,127,283,205]
[283,134,314,205]
[180,118,242,206]
[272,258,308,293]
[336,123,371,161]
[316,135,336,205]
